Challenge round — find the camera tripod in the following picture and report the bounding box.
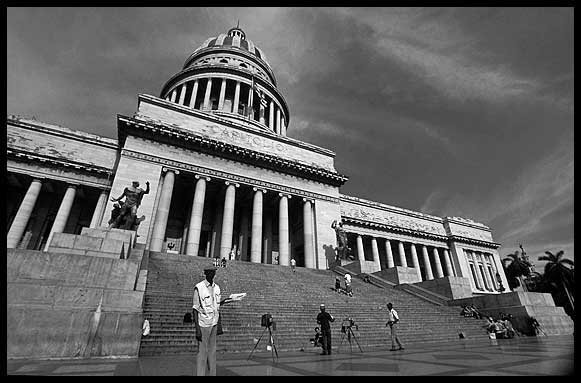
[247,324,279,362]
[338,325,363,353]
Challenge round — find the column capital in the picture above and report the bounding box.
[162,167,180,175]
[278,192,291,199]
[66,183,79,189]
[302,197,314,203]
[252,187,266,193]
[225,181,240,188]
[31,177,46,183]
[194,174,211,182]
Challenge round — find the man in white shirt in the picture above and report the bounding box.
[385,302,404,351]
[290,258,296,272]
[192,267,233,375]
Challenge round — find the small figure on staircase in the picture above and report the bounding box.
[331,220,353,261]
[109,180,150,231]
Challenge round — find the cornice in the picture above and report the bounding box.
[121,148,340,204]
[118,114,348,186]
[448,235,500,249]
[7,147,114,176]
[7,116,118,149]
[340,194,443,224]
[342,216,448,243]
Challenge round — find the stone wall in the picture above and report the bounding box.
[449,291,574,336]
[7,248,143,359]
[413,276,473,300]
[374,267,420,285]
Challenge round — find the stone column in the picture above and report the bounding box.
[477,252,493,290]
[263,209,272,263]
[233,81,240,113]
[276,108,281,134]
[170,89,177,102]
[239,208,249,261]
[219,181,238,259]
[356,235,364,262]
[278,193,290,266]
[432,247,444,278]
[371,237,381,270]
[410,243,422,281]
[247,84,253,118]
[218,78,227,110]
[178,83,187,105]
[150,169,177,252]
[443,249,455,277]
[203,78,212,110]
[269,101,275,130]
[303,199,315,269]
[421,245,434,280]
[398,241,407,267]
[472,252,486,290]
[7,178,43,248]
[89,189,109,228]
[281,119,286,136]
[186,175,210,256]
[250,187,265,263]
[189,80,199,108]
[384,239,395,268]
[44,184,77,251]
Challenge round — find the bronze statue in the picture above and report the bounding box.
[331,219,353,261]
[109,180,150,231]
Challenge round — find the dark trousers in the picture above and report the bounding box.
[321,329,332,354]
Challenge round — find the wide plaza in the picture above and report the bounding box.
[7,335,574,376]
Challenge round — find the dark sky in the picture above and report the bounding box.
[7,7,573,269]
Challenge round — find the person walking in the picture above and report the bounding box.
[290,258,296,272]
[316,304,336,355]
[386,302,404,351]
[192,266,233,376]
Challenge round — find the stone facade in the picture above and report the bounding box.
[7,26,516,330]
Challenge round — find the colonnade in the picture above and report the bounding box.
[465,250,502,292]
[7,177,111,250]
[149,168,314,268]
[165,77,287,135]
[353,234,455,282]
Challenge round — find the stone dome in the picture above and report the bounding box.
[192,26,271,70]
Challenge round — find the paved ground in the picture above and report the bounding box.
[7,335,574,376]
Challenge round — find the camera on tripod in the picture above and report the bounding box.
[261,313,275,330]
[341,317,358,333]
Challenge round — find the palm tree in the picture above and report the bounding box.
[539,250,574,313]
[503,251,533,291]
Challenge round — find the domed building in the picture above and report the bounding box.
[7,25,509,292]
[8,25,575,360]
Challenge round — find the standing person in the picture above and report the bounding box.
[192,267,233,376]
[385,302,404,351]
[290,258,296,272]
[316,304,335,355]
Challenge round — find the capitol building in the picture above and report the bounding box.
[7,25,510,299]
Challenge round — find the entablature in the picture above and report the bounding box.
[118,114,349,187]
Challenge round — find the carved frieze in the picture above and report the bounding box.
[340,202,447,236]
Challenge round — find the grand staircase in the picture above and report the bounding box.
[139,253,489,356]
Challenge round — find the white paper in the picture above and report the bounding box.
[229,293,246,301]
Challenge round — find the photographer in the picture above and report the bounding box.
[316,304,335,355]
